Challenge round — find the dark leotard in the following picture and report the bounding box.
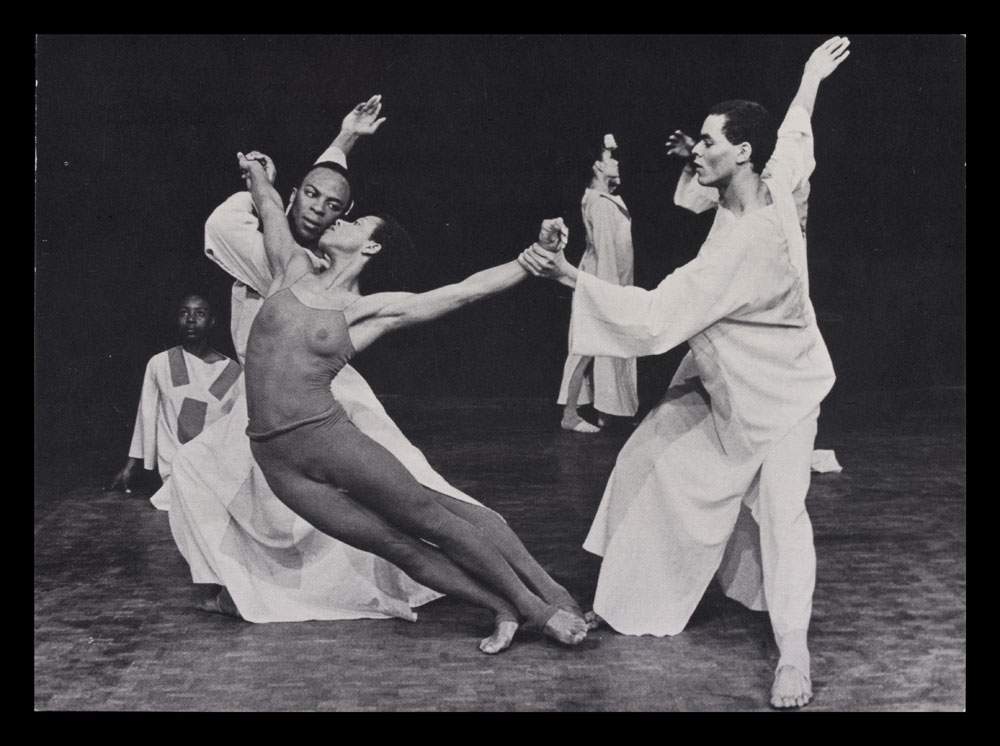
[243,283,442,520]
[244,286,356,441]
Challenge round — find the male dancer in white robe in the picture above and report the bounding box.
[557,134,639,433]
[158,97,497,623]
[109,293,241,502]
[521,37,850,708]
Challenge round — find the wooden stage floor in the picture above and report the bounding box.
[34,394,965,711]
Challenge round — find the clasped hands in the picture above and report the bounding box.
[519,218,572,282]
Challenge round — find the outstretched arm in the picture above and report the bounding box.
[348,219,567,352]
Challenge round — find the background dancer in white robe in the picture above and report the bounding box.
[109,293,241,505]
[557,135,639,433]
[520,37,851,708]
[158,97,519,623]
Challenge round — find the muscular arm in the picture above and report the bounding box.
[346,259,531,352]
[238,154,300,284]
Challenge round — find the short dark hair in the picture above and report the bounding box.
[580,135,617,187]
[301,161,354,216]
[361,214,417,292]
[306,160,351,183]
[707,99,776,174]
[179,292,214,317]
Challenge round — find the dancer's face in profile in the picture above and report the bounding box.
[177,295,214,342]
[288,167,352,245]
[595,152,621,192]
[691,114,743,188]
[318,216,384,258]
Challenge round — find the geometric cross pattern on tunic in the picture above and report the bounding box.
[167,346,242,444]
[177,397,208,444]
[209,360,241,400]
[167,345,190,387]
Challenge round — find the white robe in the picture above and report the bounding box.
[128,346,241,491]
[156,146,489,623]
[579,106,835,647]
[557,189,639,417]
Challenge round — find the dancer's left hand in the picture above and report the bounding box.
[342,94,387,136]
[804,36,851,81]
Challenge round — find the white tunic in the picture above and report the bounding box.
[578,106,835,635]
[129,346,241,482]
[557,189,639,416]
[157,147,491,623]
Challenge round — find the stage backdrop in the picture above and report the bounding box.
[35,34,965,449]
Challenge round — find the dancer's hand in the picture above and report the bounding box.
[665,130,696,160]
[519,242,574,284]
[341,94,387,136]
[108,458,139,494]
[803,36,850,81]
[537,217,568,253]
[243,151,276,183]
[237,151,272,189]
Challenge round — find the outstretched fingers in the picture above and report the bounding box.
[809,36,851,79]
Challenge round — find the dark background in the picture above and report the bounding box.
[35,34,965,449]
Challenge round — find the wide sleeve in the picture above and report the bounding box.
[313,144,348,169]
[673,167,720,214]
[204,192,272,295]
[569,233,753,358]
[588,198,631,284]
[127,359,160,470]
[762,105,816,200]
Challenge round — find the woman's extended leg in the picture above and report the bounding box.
[427,492,584,617]
[259,469,524,652]
[270,424,587,646]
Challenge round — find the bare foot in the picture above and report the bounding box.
[561,416,601,434]
[543,608,588,646]
[770,665,812,709]
[545,588,587,621]
[584,610,604,630]
[198,587,242,620]
[480,620,520,654]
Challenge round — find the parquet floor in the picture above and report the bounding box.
[34,395,965,711]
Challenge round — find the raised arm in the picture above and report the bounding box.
[764,37,850,202]
[348,219,567,352]
[789,36,851,118]
[238,152,299,282]
[323,95,387,162]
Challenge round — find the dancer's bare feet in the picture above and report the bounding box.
[770,665,812,709]
[543,608,588,645]
[583,610,604,630]
[480,620,520,654]
[561,416,600,434]
[198,587,242,620]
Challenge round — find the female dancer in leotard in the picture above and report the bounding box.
[238,152,588,653]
